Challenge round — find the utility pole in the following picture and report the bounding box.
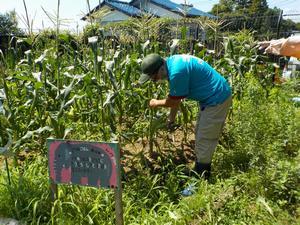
[273,10,283,85]
[276,10,283,39]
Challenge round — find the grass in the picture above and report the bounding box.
[0,78,299,224]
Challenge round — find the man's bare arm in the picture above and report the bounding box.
[149,97,181,108]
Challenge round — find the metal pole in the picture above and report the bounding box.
[274,9,283,81]
[276,10,283,39]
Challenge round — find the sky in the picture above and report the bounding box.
[0,0,299,33]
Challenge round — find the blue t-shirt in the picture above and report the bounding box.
[166,55,231,106]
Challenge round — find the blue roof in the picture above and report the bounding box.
[114,0,132,2]
[106,1,142,16]
[84,0,215,19]
[151,0,216,18]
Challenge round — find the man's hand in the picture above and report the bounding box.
[149,99,158,108]
[149,97,181,108]
[258,39,286,56]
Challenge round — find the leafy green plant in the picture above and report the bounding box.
[0,25,299,225]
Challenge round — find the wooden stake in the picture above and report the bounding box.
[50,180,58,201]
[114,186,123,225]
[4,157,11,185]
[115,144,123,225]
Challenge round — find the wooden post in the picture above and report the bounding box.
[4,157,11,185]
[115,144,123,225]
[114,186,123,225]
[50,180,58,201]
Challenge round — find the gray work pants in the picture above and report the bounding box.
[195,96,232,164]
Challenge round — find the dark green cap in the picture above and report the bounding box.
[139,53,163,84]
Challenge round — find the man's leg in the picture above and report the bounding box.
[194,96,232,179]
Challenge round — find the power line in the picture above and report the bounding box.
[216,13,300,22]
[222,15,280,22]
[283,13,300,17]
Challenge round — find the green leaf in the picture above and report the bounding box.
[14,126,53,148]
[63,128,73,139]
[142,40,150,53]
[170,39,180,55]
[257,196,274,217]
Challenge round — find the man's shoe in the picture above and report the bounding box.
[181,183,196,196]
[194,162,211,180]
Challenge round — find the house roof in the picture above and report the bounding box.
[82,0,143,20]
[150,0,215,18]
[109,0,161,17]
[109,1,143,16]
[82,0,215,20]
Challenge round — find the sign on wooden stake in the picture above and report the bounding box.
[47,139,123,225]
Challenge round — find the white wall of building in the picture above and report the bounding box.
[99,7,130,24]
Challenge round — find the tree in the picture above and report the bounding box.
[211,0,234,16]
[210,0,299,38]
[249,0,268,15]
[0,10,23,35]
[235,0,252,14]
